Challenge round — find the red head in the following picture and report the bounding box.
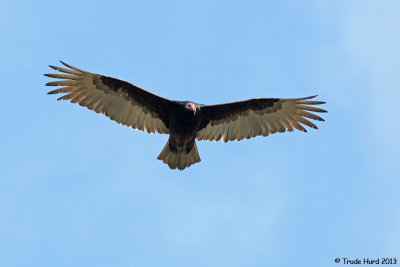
[185,102,197,113]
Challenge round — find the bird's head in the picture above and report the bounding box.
[185,102,197,114]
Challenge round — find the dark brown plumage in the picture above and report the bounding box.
[45,61,327,170]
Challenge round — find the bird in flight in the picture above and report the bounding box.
[45,61,327,170]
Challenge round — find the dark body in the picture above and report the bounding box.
[46,61,327,170]
[168,101,203,154]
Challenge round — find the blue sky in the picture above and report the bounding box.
[1,1,399,266]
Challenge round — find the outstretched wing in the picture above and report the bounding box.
[45,61,174,134]
[197,96,327,142]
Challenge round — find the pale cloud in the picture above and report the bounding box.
[337,0,400,252]
[340,1,400,146]
[309,1,400,175]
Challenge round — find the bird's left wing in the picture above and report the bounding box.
[197,96,327,142]
[45,61,174,134]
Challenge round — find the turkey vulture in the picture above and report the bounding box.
[45,61,327,170]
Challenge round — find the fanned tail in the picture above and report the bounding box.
[157,141,201,170]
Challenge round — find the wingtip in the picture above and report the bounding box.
[60,60,73,68]
[58,60,85,72]
[59,60,67,67]
[295,95,318,101]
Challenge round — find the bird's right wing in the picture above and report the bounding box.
[45,61,175,134]
[197,96,327,142]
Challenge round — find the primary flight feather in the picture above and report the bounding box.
[45,61,327,170]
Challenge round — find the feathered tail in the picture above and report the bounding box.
[157,141,201,170]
